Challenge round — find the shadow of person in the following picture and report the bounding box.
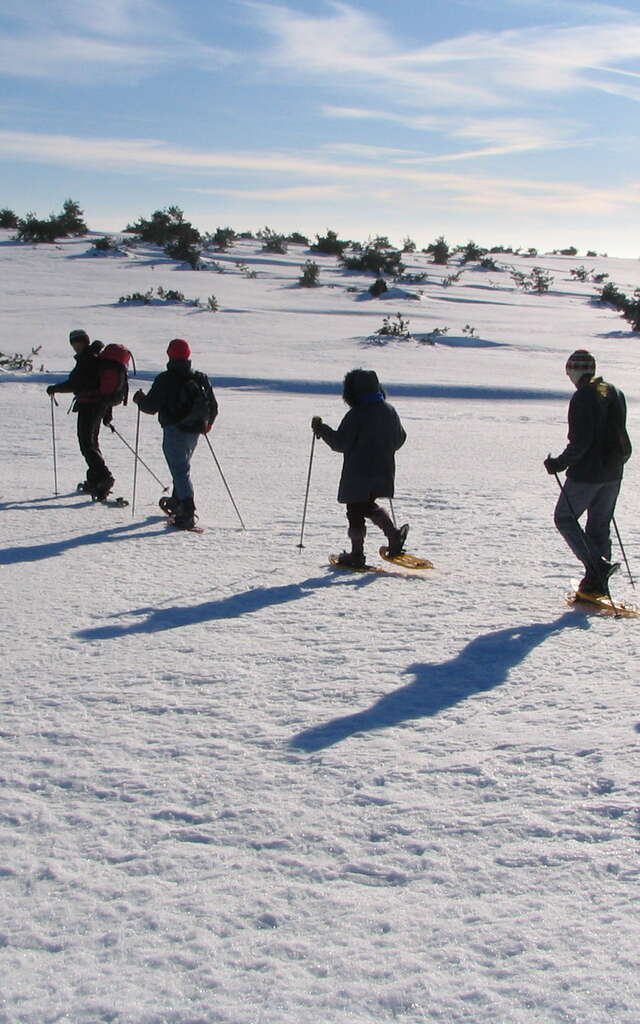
[0,516,163,566]
[76,571,378,640]
[290,611,589,752]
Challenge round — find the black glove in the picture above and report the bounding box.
[133,389,145,406]
[311,416,323,436]
[544,455,562,475]
[46,385,57,396]
[102,407,113,426]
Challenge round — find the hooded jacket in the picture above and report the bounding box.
[316,369,406,503]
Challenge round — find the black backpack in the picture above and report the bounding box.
[598,381,632,466]
[177,371,218,434]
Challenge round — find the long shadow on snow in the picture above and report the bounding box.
[76,572,379,640]
[3,374,567,401]
[290,612,589,752]
[0,515,164,565]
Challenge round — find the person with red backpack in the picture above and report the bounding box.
[46,329,114,500]
[133,338,217,530]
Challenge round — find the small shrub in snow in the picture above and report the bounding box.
[341,241,404,277]
[402,236,416,253]
[394,271,428,284]
[510,267,554,293]
[480,256,501,270]
[287,232,309,245]
[311,229,350,256]
[569,266,589,281]
[369,278,388,297]
[260,227,288,253]
[0,208,20,229]
[424,236,450,265]
[0,346,42,371]
[462,324,478,337]
[208,227,236,250]
[459,240,486,263]
[298,260,320,287]
[443,270,463,287]
[421,326,449,344]
[119,289,154,304]
[206,295,219,311]
[237,262,257,279]
[376,313,411,338]
[92,235,119,252]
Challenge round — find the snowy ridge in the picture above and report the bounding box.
[1,233,639,1023]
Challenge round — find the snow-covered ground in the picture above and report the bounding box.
[1,232,639,1024]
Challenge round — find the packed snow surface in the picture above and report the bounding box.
[1,233,639,1024]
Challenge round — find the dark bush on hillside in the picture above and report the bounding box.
[459,240,486,263]
[341,238,405,276]
[57,199,87,235]
[165,237,202,268]
[298,260,320,287]
[369,278,388,297]
[259,226,288,253]
[311,229,350,256]
[287,232,309,245]
[208,227,236,250]
[93,235,118,252]
[424,236,450,265]
[0,208,20,229]
[125,206,201,248]
[14,214,61,243]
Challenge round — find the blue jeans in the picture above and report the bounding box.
[162,425,199,500]
[554,478,621,572]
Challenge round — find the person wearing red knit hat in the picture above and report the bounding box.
[544,350,631,595]
[133,339,218,529]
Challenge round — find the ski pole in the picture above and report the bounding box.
[204,434,246,530]
[50,394,59,496]
[131,406,141,517]
[612,515,635,588]
[297,433,316,550]
[107,423,169,491]
[389,497,397,527]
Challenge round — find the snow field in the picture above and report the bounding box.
[1,234,639,1023]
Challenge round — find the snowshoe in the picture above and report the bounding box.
[159,495,180,516]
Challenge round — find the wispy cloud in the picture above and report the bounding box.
[0,0,235,80]
[248,2,640,106]
[1,128,638,217]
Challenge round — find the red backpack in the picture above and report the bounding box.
[99,344,133,407]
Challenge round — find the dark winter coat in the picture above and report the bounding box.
[136,359,203,427]
[53,341,104,405]
[317,381,406,504]
[556,377,631,483]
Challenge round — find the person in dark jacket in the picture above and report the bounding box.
[133,338,216,529]
[46,329,115,499]
[312,368,408,568]
[544,349,631,594]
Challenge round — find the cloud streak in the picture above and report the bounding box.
[1,128,638,216]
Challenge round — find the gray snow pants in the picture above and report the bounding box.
[553,477,621,572]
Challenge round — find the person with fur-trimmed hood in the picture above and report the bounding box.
[544,349,631,594]
[311,368,408,568]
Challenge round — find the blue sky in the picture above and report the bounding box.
[1,0,640,255]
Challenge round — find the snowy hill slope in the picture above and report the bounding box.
[1,233,639,1024]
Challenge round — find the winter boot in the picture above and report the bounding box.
[336,551,366,569]
[159,494,180,516]
[91,474,115,501]
[388,523,409,558]
[172,497,197,530]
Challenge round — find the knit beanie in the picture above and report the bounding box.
[69,329,90,346]
[566,350,596,386]
[167,338,191,360]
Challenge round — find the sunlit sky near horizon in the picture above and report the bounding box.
[1,0,640,256]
